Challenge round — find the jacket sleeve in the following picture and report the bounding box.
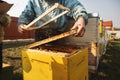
[18,0,35,26]
[65,0,88,24]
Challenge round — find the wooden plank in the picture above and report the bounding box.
[25,3,69,29]
[28,29,77,48]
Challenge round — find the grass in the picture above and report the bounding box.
[91,40,120,80]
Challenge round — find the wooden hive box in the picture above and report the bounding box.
[22,45,88,80]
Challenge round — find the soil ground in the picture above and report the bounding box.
[2,39,120,80]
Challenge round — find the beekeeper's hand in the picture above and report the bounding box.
[71,16,86,37]
[18,24,28,33]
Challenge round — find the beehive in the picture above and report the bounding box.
[56,13,102,72]
[22,45,88,80]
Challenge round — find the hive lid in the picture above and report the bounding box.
[0,1,13,13]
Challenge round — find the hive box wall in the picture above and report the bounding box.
[22,47,88,80]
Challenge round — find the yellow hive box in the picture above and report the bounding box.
[22,45,88,80]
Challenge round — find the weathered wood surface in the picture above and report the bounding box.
[25,3,70,29]
[28,29,77,48]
